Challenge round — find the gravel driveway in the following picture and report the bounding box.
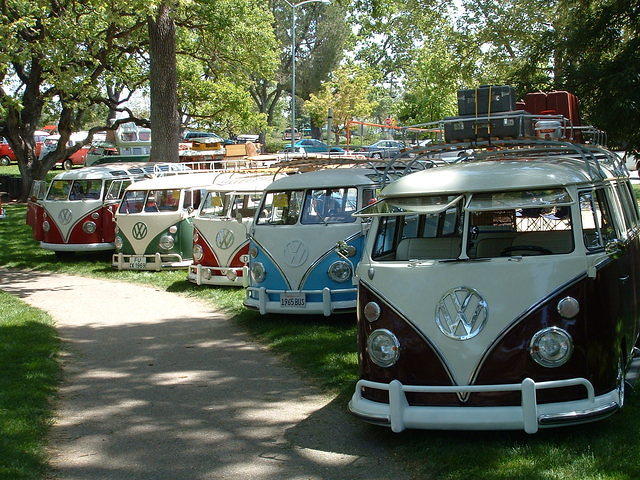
[0,270,407,480]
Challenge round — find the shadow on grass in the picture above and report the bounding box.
[0,293,60,480]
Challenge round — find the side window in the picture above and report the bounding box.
[183,190,193,210]
[579,190,616,251]
[373,217,398,259]
[616,183,638,230]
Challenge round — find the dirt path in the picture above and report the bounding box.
[0,270,406,480]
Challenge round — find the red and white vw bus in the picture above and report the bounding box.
[349,139,640,433]
[30,163,181,256]
[188,172,283,286]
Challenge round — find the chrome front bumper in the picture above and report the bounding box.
[244,286,357,316]
[349,378,621,434]
[187,264,248,287]
[112,252,192,271]
[41,241,114,252]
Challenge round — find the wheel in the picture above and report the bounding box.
[371,152,382,159]
[62,159,73,170]
[0,156,10,167]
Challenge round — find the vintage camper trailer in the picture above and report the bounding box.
[112,172,218,270]
[348,139,640,433]
[243,168,378,316]
[29,163,180,255]
[188,172,282,286]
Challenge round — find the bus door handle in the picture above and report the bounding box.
[619,275,630,284]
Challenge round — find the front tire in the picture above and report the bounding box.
[62,159,73,170]
[0,156,10,166]
[371,152,382,159]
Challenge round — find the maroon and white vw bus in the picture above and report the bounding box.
[349,140,640,433]
[29,163,183,256]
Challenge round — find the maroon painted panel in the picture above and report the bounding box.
[192,226,219,267]
[67,209,103,244]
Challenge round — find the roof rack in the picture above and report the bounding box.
[378,137,626,187]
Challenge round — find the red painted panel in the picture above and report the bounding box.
[193,227,219,267]
[67,209,103,244]
[42,214,64,244]
[102,205,117,242]
[229,244,249,276]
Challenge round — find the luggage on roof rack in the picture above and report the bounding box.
[457,85,517,116]
[444,110,534,143]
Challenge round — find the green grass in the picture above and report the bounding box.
[0,165,21,176]
[3,203,640,480]
[0,291,60,480]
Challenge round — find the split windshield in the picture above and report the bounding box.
[200,192,228,217]
[46,180,103,201]
[257,188,359,225]
[118,189,182,214]
[372,189,574,261]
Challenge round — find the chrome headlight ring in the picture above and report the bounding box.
[193,243,204,261]
[530,327,573,368]
[327,260,352,283]
[159,234,175,251]
[114,235,123,250]
[251,262,266,283]
[367,329,400,368]
[82,221,97,234]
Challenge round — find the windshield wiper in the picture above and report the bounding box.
[438,258,491,263]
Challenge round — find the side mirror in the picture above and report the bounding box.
[335,240,356,258]
[605,239,626,259]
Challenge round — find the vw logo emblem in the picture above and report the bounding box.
[58,208,73,225]
[283,239,308,267]
[215,229,234,250]
[435,287,488,340]
[132,222,148,240]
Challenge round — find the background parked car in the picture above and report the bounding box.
[85,142,119,167]
[39,132,91,170]
[357,139,405,159]
[182,131,224,142]
[0,131,48,166]
[282,139,346,154]
[282,128,302,141]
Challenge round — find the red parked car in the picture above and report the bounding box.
[0,131,48,166]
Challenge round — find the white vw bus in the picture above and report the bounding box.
[112,173,218,270]
[243,168,378,316]
[349,140,640,433]
[188,172,283,286]
[29,163,176,256]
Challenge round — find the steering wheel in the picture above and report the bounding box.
[500,245,552,256]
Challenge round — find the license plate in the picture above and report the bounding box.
[130,256,147,269]
[280,292,306,308]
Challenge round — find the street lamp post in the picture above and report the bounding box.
[284,0,330,149]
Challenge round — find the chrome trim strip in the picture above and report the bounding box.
[297,231,362,289]
[467,271,589,387]
[538,402,619,426]
[248,236,292,290]
[359,280,460,396]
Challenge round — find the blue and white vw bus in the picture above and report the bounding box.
[243,168,378,316]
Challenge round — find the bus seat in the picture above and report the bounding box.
[396,237,462,261]
[510,231,573,254]
[475,236,516,258]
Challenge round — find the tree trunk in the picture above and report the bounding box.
[148,1,180,162]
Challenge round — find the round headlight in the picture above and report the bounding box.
[82,221,96,234]
[42,220,50,232]
[159,235,175,250]
[367,329,400,367]
[114,235,123,250]
[193,243,204,261]
[530,327,573,368]
[251,262,266,283]
[363,302,381,322]
[169,225,178,234]
[557,296,580,318]
[249,246,258,258]
[328,260,351,283]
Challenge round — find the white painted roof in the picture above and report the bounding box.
[205,172,283,193]
[381,158,623,198]
[50,162,188,181]
[124,172,218,191]
[265,168,377,191]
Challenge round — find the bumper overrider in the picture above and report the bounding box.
[188,264,248,286]
[349,377,621,434]
[244,286,357,316]
[41,241,114,252]
[112,252,192,271]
